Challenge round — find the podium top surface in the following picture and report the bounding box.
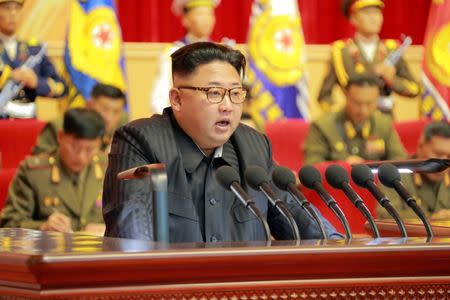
[1,228,450,291]
[1,228,450,256]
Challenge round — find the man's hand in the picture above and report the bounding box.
[40,211,72,233]
[345,155,365,164]
[83,223,106,236]
[373,63,396,86]
[11,67,38,89]
[431,209,450,220]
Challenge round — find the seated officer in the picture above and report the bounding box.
[32,83,126,154]
[0,0,67,118]
[317,0,419,115]
[377,121,450,220]
[304,74,407,165]
[0,108,107,235]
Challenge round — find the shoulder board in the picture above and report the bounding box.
[92,153,108,165]
[332,40,346,49]
[25,153,53,170]
[384,39,399,50]
[27,38,41,47]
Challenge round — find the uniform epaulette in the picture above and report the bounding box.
[92,154,107,180]
[25,154,52,170]
[94,153,108,165]
[27,38,41,47]
[332,39,346,49]
[384,39,399,50]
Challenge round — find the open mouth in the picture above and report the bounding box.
[216,120,230,127]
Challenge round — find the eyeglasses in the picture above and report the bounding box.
[177,86,247,104]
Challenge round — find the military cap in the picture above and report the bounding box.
[172,0,220,16]
[342,0,384,18]
[0,0,25,4]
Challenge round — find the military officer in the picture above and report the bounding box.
[304,74,407,165]
[377,122,450,219]
[32,83,126,154]
[150,0,235,114]
[0,0,67,118]
[0,108,106,235]
[317,0,419,115]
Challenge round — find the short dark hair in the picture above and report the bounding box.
[171,42,246,79]
[63,108,105,139]
[91,83,126,103]
[345,74,382,91]
[422,121,450,143]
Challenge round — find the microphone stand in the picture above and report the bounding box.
[117,163,169,243]
[230,184,272,243]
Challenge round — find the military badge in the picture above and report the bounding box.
[365,137,385,156]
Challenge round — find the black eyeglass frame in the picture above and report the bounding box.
[176,86,247,104]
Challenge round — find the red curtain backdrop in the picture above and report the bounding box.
[117,0,430,45]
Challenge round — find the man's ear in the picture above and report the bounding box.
[169,88,182,112]
[349,14,357,27]
[56,130,65,145]
[181,15,190,30]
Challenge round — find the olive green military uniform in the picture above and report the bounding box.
[0,152,107,231]
[377,173,450,219]
[304,110,407,164]
[32,113,128,154]
[318,38,420,112]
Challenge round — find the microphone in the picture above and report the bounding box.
[325,165,380,238]
[245,165,301,241]
[272,166,327,240]
[378,163,434,239]
[351,164,408,238]
[117,163,169,243]
[216,165,272,242]
[298,165,352,240]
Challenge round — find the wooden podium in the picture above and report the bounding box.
[369,219,450,237]
[1,228,450,299]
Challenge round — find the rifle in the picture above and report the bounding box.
[378,36,412,113]
[384,36,412,66]
[0,43,48,114]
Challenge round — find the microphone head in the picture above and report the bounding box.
[216,165,240,190]
[298,165,322,189]
[351,164,374,188]
[378,163,401,188]
[244,165,270,190]
[272,166,296,190]
[325,165,349,189]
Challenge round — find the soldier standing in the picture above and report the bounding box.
[0,0,67,118]
[318,0,419,115]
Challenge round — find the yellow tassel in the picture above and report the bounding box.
[444,173,450,188]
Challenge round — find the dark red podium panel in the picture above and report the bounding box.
[0,228,450,299]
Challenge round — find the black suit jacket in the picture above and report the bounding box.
[102,108,340,242]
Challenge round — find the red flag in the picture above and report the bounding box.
[420,0,450,121]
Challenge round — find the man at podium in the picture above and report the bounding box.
[103,42,341,243]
